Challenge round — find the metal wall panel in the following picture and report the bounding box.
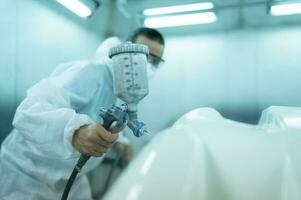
[0,0,103,144]
[138,27,301,134]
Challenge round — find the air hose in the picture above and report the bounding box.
[61,155,90,200]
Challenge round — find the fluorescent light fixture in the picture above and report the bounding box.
[143,2,214,16]
[144,12,217,28]
[56,0,92,18]
[270,2,301,16]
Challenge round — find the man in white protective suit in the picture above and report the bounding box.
[0,27,165,200]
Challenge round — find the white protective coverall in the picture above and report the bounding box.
[0,37,125,199]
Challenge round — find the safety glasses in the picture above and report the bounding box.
[148,53,165,67]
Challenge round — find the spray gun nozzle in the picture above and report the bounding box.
[127,120,148,137]
[143,130,151,135]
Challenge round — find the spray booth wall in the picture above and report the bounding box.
[1,1,300,145]
[0,0,104,144]
[139,26,301,135]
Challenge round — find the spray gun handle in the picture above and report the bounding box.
[78,118,115,162]
[76,106,127,169]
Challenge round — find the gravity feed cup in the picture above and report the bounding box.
[109,42,149,112]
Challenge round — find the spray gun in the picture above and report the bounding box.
[108,41,149,136]
[61,42,149,200]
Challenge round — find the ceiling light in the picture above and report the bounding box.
[144,12,217,28]
[143,2,214,16]
[270,1,301,16]
[56,0,98,18]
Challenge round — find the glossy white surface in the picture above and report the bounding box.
[104,107,301,200]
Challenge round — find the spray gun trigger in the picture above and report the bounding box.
[109,121,127,133]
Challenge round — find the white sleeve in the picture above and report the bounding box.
[13,61,103,159]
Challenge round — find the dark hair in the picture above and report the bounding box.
[129,27,165,46]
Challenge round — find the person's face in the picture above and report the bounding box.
[135,35,165,68]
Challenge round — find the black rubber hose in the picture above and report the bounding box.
[61,168,78,200]
[61,155,90,200]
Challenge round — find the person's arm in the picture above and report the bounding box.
[13,61,116,159]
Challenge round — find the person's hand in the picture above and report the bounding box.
[72,124,124,157]
[113,142,133,164]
